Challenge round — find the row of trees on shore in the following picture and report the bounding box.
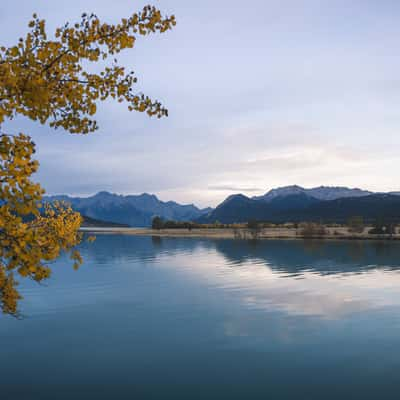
[152,216,399,238]
[151,216,234,230]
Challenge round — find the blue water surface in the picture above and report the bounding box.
[2,236,400,399]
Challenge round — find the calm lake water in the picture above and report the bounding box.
[3,236,400,399]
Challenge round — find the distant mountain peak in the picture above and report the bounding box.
[44,191,211,227]
[93,191,116,198]
[219,193,250,207]
[253,185,373,202]
[199,188,400,225]
[136,193,158,199]
[96,190,111,195]
[283,184,303,190]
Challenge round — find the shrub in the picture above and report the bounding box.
[299,222,327,237]
[247,220,262,240]
[151,216,164,230]
[368,219,396,236]
[233,227,245,239]
[347,216,364,233]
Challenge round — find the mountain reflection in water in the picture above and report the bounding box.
[3,236,400,400]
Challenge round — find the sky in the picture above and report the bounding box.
[1,0,400,207]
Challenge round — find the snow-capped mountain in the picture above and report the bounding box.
[253,185,373,202]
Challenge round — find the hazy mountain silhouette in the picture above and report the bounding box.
[44,191,211,227]
[46,185,400,225]
[199,192,400,224]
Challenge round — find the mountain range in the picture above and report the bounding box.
[46,185,400,226]
[252,185,373,202]
[199,186,400,224]
[44,191,212,227]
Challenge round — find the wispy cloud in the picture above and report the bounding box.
[208,185,263,192]
[2,0,400,207]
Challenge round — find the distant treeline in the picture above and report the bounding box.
[151,216,234,230]
[81,215,130,228]
[152,215,398,237]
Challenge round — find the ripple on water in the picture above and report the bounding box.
[4,237,400,399]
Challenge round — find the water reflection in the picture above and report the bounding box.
[3,236,400,399]
[82,235,400,275]
[214,239,400,274]
[17,235,400,320]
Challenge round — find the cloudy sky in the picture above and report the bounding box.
[2,0,400,207]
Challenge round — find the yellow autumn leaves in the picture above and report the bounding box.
[0,134,84,315]
[0,7,175,134]
[0,6,175,315]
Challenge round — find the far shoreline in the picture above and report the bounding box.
[80,227,400,241]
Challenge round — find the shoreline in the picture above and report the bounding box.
[80,227,400,241]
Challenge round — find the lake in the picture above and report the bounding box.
[2,236,400,399]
